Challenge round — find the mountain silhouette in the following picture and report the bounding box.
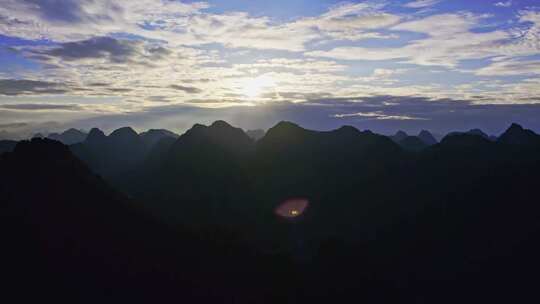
[253,122,404,243]
[498,123,540,145]
[9,121,540,303]
[47,128,87,144]
[418,130,438,145]
[71,127,148,181]
[466,128,489,139]
[170,120,253,157]
[107,126,147,162]
[85,127,107,145]
[127,120,255,228]
[1,138,164,301]
[140,129,179,147]
[257,122,399,160]
[440,132,493,148]
[391,130,408,142]
[446,128,494,142]
[0,138,298,303]
[398,135,428,151]
[109,126,140,143]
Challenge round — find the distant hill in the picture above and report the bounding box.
[391,130,408,142]
[467,128,489,139]
[70,127,148,180]
[246,129,266,141]
[140,129,179,147]
[418,130,438,145]
[0,140,17,154]
[391,130,436,148]
[0,130,15,140]
[398,136,428,151]
[446,128,495,141]
[47,128,87,145]
[439,132,493,148]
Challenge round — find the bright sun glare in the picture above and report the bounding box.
[241,75,276,98]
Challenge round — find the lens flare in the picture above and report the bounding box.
[275,198,309,219]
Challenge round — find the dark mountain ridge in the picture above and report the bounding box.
[498,123,540,145]
[9,121,540,303]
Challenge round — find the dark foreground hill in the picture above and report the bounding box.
[4,122,540,303]
[0,138,303,303]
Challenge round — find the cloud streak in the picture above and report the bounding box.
[0,103,83,111]
[404,0,441,9]
[169,85,203,94]
[0,79,68,95]
[332,111,428,121]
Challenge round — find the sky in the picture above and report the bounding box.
[1,0,540,138]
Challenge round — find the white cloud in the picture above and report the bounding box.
[298,3,401,31]
[333,111,428,120]
[404,0,441,9]
[0,0,208,42]
[0,1,399,51]
[306,47,404,61]
[372,68,406,77]
[232,58,348,73]
[288,2,401,43]
[499,10,540,57]
[1,1,540,109]
[307,13,513,67]
[354,68,408,84]
[476,59,540,76]
[495,1,512,8]
[473,78,540,104]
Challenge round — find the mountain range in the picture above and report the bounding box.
[2,121,540,303]
[70,127,179,181]
[47,128,88,145]
[391,129,438,151]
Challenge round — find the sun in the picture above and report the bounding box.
[241,75,276,98]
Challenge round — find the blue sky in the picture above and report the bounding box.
[0,0,539,137]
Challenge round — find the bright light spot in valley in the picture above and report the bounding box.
[275,198,309,219]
